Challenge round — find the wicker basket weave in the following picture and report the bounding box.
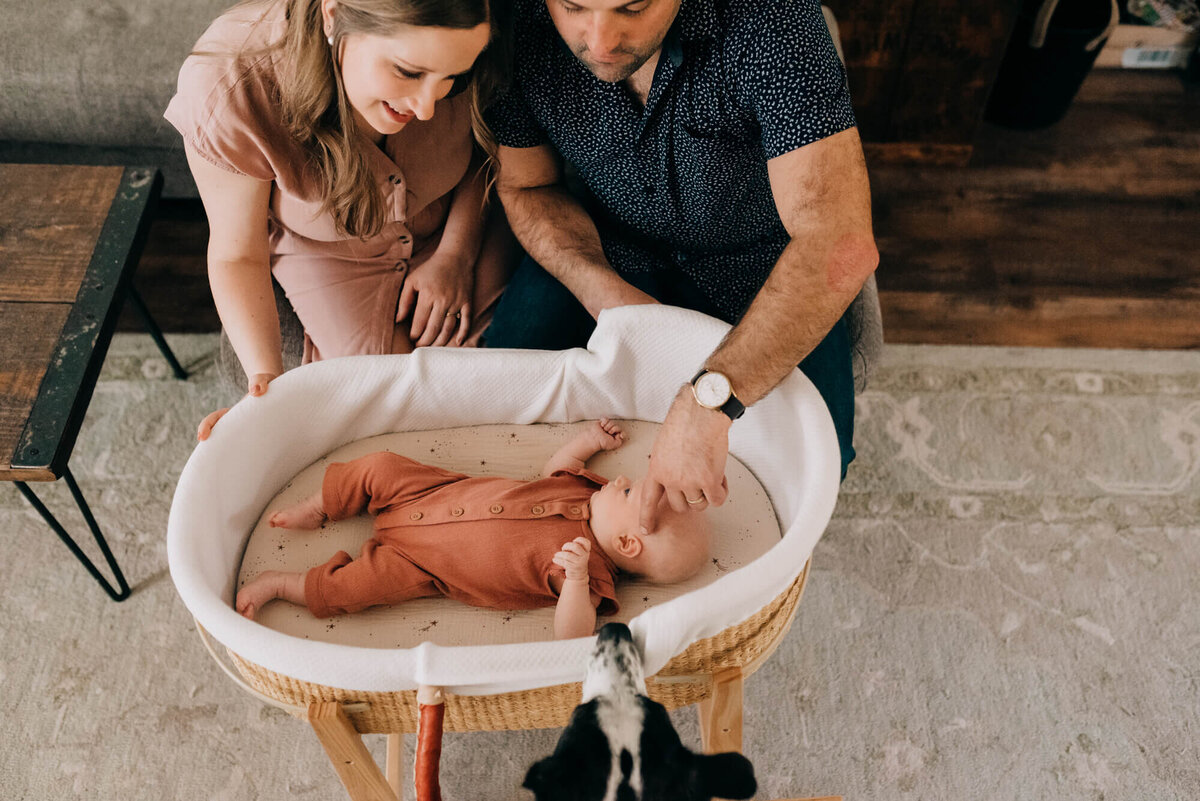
[226,560,810,734]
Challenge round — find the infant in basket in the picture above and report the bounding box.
[236,419,711,639]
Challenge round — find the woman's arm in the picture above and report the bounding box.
[436,152,487,268]
[184,141,283,383]
[398,154,489,346]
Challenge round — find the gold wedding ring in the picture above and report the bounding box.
[686,495,705,505]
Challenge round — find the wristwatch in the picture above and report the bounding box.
[690,369,745,421]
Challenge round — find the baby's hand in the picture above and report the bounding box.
[553,537,592,582]
[589,417,626,452]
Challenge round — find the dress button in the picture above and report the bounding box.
[568,505,582,515]
[489,504,503,514]
[451,507,464,517]
[531,505,545,515]
[410,511,423,521]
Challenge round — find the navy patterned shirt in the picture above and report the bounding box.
[485,0,856,322]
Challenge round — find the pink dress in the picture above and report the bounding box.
[164,1,511,361]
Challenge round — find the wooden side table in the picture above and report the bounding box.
[0,164,187,601]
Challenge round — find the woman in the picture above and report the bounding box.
[165,0,516,440]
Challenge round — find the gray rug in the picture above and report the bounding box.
[2,335,1197,801]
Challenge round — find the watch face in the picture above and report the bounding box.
[694,372,732,408]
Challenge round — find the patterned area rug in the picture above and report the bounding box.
[1,335,1196,800]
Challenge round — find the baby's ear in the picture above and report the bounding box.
[614,532,643,559]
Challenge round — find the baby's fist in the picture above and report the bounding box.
[553,536,592,582]
[592,417,626,451]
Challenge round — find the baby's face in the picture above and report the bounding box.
[589,474,644,551]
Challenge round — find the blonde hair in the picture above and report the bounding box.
[219,0,504,238]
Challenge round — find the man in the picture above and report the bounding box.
[483,0,879,533]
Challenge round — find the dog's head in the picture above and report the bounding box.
[524,623,756,801]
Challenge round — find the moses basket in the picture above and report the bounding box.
[168,305,839,772]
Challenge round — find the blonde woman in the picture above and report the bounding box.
[165,0,517,440]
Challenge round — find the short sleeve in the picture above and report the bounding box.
[549,466,608,488]
[483,79,549,149]
[728,0,856,160]
[163,52,278,181]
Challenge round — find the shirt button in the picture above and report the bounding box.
[451,507,464,517]
[490,504,504,514]
[410,511,423,521]
[568,505,582,515]
[531,505,545,515]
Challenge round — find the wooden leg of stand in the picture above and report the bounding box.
[697,667,744,754]
[307,702,399,801]
[386,734,404,800]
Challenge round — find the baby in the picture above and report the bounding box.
[236,419,712,639]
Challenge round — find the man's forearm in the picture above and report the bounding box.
[705,235,877,406]
[498,184,627,317]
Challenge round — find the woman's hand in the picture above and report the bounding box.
[396,250,475,348]
[196,371,278,442]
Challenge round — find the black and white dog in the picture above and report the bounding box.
[524,623,757,801]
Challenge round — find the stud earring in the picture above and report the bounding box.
[327,34,334,45]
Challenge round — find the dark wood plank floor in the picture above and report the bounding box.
[122,69,1200,349]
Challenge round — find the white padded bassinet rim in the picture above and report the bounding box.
[167,305,840,695]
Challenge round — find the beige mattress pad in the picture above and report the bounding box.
[237,420,781,649]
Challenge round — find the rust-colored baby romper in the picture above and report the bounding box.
[305,451,621,619]
[163,1,511,361]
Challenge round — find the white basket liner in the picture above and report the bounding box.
[168,305,840,695]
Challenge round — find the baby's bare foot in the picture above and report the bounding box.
[236,571,285,620]
[269,494,326,530]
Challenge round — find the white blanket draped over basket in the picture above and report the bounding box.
[168,305,840,695]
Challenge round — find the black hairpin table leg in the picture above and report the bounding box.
[125,284,188,380]
[14,466,131,602]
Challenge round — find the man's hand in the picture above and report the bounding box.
[639,386,731,533]
[553,537,592,582]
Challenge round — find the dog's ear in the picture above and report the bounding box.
[522,756,562,799]
[691,751,757,800]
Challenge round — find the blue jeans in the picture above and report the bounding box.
[485,256,856,478]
